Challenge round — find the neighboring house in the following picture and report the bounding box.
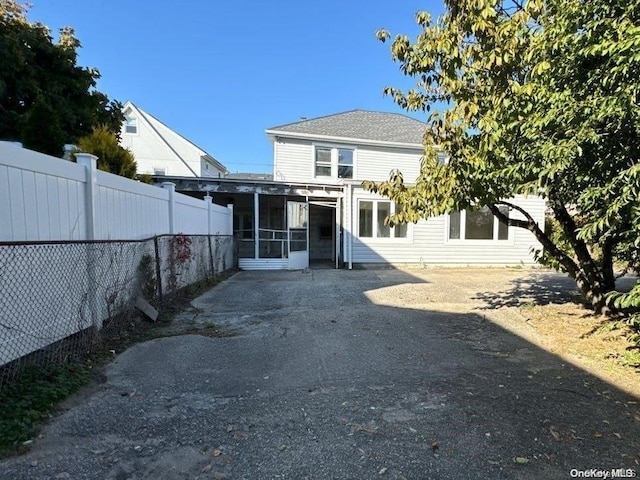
[161,109,545,270]
[119,101,228,178]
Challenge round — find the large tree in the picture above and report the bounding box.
[0,0,123,156]
[368,0,640,318]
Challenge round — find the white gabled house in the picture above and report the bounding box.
[264,109,546,269]
[120,101,228,178]
[160,109,545,270]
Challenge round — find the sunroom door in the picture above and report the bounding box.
[287,201,309,270]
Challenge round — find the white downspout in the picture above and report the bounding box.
[348,183,353,270]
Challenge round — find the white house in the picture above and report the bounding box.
[265,110,546,268]
[119,101,228,178]
[160,109,545,270]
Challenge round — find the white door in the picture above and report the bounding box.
[287,201,309,269]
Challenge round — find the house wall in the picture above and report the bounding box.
[201,157,224,178]
[273,135,545,267]
[346,188,546,265]
[273,137,423,184]
[120,105,226,178]
[120,112,197,177]
[0,142,232,242]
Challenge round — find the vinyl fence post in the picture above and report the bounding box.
[204,194,213,235]
[75,152,100,336]
[226,203,234,236]
[160,182,176,234]
[204,194,215,277]
[75,152,98,240]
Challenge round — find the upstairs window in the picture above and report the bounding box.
[449,206,509,241]
[125,116,137,134]
[313,146,354,179]
[315,147,332,177]
[337,148,353,179]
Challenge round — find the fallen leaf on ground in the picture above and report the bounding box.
[514,457,530,464]
[549,426,561,441]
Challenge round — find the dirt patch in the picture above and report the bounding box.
[518,302,640,397]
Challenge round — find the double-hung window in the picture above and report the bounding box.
[314,146,354,179]
[314,147,332,177]
[125,116,137,134]
[358,200,407,239]
[449,206,509,241]
[337,148,353,179]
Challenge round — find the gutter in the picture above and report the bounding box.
[265,130,424,150]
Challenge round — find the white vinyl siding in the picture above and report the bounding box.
[348,189,545,265]
[119,103,226,178]
[355,146,423,183]
[273,138,422,184]
[273,138,315,183]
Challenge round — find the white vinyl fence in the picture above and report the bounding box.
[0,142,235,384]
[0,141,232,241]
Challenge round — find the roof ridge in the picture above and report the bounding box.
[265,109,427,146]
[268,109,361,130]
[124,102,227,173]
[267,109,426,131]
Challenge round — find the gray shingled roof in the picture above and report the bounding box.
[267,110,426,145]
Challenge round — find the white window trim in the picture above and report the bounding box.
[445,208,514,245]
[312,143,357,181]
[357,199,412,242]
[124,116,138,135]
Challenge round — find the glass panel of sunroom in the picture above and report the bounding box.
[377,202,391,238]
[359,201,373,237]
[449,211,461,239]
[465,206,494,239]
[497,206,509,240]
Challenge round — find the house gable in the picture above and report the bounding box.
[120,101,227,178]
[267,110,426,185]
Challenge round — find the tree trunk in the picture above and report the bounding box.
[488,201,617,315]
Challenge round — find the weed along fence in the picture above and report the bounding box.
[0,143,236,387]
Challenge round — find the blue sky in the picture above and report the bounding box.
[30,0,445,174]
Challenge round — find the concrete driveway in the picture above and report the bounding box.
[2,268,639,479]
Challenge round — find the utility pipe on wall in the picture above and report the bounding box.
[347,183,353,270]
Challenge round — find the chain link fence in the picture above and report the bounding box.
[0,235,236,389]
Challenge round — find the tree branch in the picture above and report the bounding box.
[487,202,581,278]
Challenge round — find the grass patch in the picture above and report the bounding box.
[0,362,91,457]
[519,302,640,396]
